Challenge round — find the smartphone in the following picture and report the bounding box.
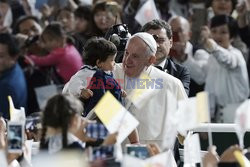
[126,144,149,159]
[88,145,115,161]
[25,115,42,132]
[7,122,24,153]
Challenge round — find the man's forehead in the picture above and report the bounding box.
[147,28,167,38]
[126,36,147,50]
[170,17,190,31]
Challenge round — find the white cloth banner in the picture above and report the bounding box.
[135,0,160,26]
[162,91,178,150]
[0,150,7,167]
[184,133,202,165]
[122,150,177,167]
[79,0,93,5]
[8,96,26,124]
[235,100,250,131]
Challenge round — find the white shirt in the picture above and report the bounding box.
[183,44,249,108]
[157,58,166,69]
[62,65,97,97]
[113,64,187,142]
[47,133,85,154]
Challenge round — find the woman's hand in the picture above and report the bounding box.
[75,118,96,142]
[200,26,217,52]
[200,26,211,44]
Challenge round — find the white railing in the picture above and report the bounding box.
[191,123,250,133]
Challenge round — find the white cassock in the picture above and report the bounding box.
[62,63,187,147]
[113,64,187,147]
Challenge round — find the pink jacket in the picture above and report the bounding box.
[30,44,83,83]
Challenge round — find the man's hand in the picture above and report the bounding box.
[147,143,161,156]
[121,89,127,97]
[236,1,247,17]
[220,145,242,163]
[202,146,219,167]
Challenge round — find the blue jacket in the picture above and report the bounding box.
[0,64,27,119]
[84,69,122,116]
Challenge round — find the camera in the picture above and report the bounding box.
[23,35,39,48]
[105,24,131,63]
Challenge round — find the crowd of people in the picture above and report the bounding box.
[1,0,250,166]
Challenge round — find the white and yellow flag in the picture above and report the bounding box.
[135,0,160,26]
[184,133,202,165]
[94,91,139,144]
[8,96,26,124]
[123,150,177,167]
[235,100,250,132]
[234,150,250,167]
[177,92,210,134]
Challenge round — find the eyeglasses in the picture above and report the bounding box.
[152,34,166,44]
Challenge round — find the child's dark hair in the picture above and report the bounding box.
[0,33,20,57]
[74,5,93,36]
[42,22,66,40]
[74,5,92,21]
[210,15,238,39]
[42,22,74,44]
[83,37,117,66]
[40,94,83,149]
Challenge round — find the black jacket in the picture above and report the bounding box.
[158,58,190,96]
